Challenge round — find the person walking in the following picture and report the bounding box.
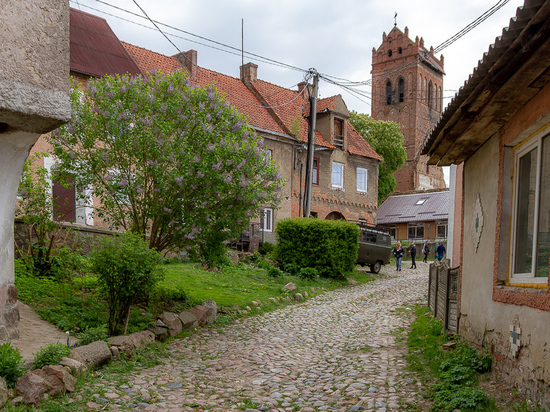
[410,242,417,269]
[436,242,446,261]
[423,240,430,263]
[393,242,404,271]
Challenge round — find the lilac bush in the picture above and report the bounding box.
[50,71,283,260]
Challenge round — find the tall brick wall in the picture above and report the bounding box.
[371,26,446,192]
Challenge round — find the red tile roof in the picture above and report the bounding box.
[122,42,379,160]
[70,8,141,77]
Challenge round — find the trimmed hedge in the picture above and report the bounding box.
[275,218,359,279]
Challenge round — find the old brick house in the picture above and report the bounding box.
[30,8,381,246]
[423,0,550,405]
[372,26,446,192]
[123,44,382,243]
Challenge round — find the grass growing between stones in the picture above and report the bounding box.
[406,305,495,411]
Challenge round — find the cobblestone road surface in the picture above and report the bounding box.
[86,264,430,412]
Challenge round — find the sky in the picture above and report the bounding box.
[70,0,526,185]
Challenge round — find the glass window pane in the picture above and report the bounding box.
[536,137,550,277]
[514,147,537,274]
[417,226,424,239]
[332,163,343,187]
[357,169,366,191]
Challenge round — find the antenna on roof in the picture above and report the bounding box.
[241,18,244,67]
[394,12,397,27]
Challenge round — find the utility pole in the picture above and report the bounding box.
[303,69,319,218]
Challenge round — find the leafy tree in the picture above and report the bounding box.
[49,71,283,262]
[90,233,163,336]
[349,112,406,204]
[16,153,61,276]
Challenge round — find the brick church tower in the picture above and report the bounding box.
[371,26,446,192]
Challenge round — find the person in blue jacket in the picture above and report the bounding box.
[436,242,446,261]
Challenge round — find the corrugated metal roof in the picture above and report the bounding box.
[376,191,449,224]
[70,8,142,77]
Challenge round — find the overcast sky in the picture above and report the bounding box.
[70,0,525,184]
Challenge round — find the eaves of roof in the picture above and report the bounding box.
[422,0,550,166]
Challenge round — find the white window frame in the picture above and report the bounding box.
[356,167,368,193]
[331,162,344,189]
[259,207,273,232]
[509,131,549,284]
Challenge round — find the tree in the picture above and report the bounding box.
[349,112,406,204]
[49,71,283,261]
[16,153,60,276]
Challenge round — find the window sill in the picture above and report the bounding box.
[331,186,344,192]
[356,190,367,194]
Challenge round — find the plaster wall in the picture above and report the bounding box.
[459,133,550,404]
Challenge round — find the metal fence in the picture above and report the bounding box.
[428,259,459,334]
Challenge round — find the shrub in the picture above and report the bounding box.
[299,267,318,280]
[276,218,360,279]
[0,343,24,388]
[258,242,276,255]
[77,325,109,346]
[282,262,301,277]
[31,343,71,370]
[90,233,163,336]
[267,266,284,278]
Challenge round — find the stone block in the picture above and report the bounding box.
[158,312,183,337]
[202,299,218,324]
[178,311,198,330]
[68,341,111,368]
[189,305,208,326]
[16,371,47,405]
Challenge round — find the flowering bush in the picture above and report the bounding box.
[50,70,283,262]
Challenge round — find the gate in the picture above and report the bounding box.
[428,259,459,334]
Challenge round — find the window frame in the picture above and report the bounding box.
[509,132,549,284]
[312,157,319,186]
[259,207,273,232]
[436,221,448,239]
[356,167,368,193]
[408,222,425,240]
[331,162,344,189]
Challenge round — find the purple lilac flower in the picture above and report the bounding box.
[232,120,243,133]
[207,144,215,152]
[197,171,204,178]
[191,184,197,190]
[154,188,160,193]
[175,177,183,186]
[201,201,207,208]
[236,159,246,170]
[137,187,144,194]
[258,138,265,147]
[224,175,232,184]
[148,160,158,166]
[193,155,201,163]
[198,102,205,111]
[164,207,173,214]
[212,160,222,171]
[118,179,128,187]
[104,173,112,181]
[207,88,215,102]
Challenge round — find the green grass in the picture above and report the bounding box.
[15,255,375,335]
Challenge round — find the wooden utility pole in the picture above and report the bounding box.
[303,70,319,217]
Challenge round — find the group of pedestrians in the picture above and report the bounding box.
[392,240,446,271]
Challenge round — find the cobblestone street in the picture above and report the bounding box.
[86,263,430,411]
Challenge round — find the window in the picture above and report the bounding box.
[408,223,425,240]
[510,133,550,283]
[436,222,448,239]
[428,81,433,108]
[415,198,427,205]
[260,207,273,232]
[334,119,344,149]
[386,81,392,105]
[398,78,405,103]
[387,226,396,240]
[312,157,319,185]
[398,47,402,54]
[388,49,392,57]
[356,168,368,193]
[331,162,344,189]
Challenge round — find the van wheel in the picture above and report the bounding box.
[370,261,381,274]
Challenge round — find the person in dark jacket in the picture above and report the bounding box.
[410,242,417,269]
[436,242,446,261]
[393,242,404,271]
[423,240,430,262]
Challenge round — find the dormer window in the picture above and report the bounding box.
[388,49,393,57]
[334,118,344,149]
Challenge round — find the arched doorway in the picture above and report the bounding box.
[326,211,345,220]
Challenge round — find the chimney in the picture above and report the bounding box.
[297,81,312,97]
[240,62,258,85]
[172,50,197,78]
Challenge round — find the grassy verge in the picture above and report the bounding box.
[405,306,547,412]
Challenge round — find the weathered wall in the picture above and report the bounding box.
[459,122,550,405]
[0,1,70,339]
